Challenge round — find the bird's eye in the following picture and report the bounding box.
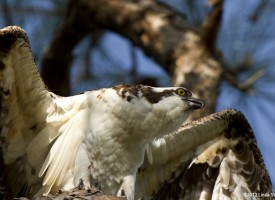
[177,89,185,96]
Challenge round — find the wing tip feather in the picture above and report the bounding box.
[0,26,29,54]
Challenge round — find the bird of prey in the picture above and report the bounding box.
[0,26,273,200]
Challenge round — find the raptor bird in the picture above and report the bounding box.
[0,26,273,200]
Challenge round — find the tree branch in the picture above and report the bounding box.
[40,1,90,95]
[200,0,223,54]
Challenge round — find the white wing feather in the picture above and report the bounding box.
[40,107,89,195]
[0,26,90,198]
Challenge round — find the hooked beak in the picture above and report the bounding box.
[183,97,204,110]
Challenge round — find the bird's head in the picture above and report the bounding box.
[111,84,204,142]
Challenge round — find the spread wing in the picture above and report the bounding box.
[0,26,55,198]
[136,109,273,199]
[0,26,89,198]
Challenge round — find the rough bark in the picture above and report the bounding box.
[15,188,123,200]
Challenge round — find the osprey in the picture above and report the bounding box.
[0,26,273,200]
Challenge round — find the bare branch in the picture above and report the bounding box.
[200,0,223,54]
[40,1,90,95]
[224,69,265,94]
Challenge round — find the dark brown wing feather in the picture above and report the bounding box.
[137,109,273,200]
